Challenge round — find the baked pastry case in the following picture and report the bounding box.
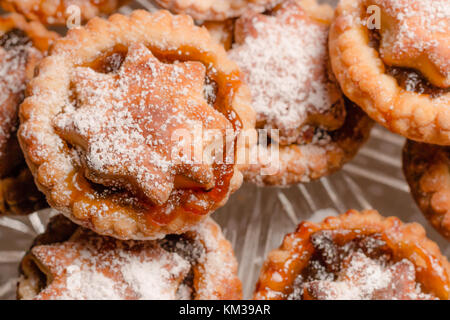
[0,0,448,300]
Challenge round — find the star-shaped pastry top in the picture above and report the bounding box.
[229,1,344,145]
[373,0,450,88]
[54,44,232,206]
[29,229,193,300]
[303,252,433,300]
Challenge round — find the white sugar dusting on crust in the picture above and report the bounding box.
[372,0,450,78]
[229,4,334,143]
[53,44,231,206]
[30,219,235,300]
[287,231,436,300]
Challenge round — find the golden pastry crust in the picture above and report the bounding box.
[329,0,450,145]
[17,215,242,300]
[403,140,450,240]
[254,210,450,300]
[1,0,130,26]
[153,0,280,21]
[244,102,373,186]
[19,10,255,240]
[228,0,372,186]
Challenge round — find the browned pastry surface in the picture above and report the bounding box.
[1,0,130,25]
[19,10,256,239]
[403,140,450,240]
[18,215,242,300]
[254,210,450,300]
[228,0,373,186]
[153,0,280,21]
[329,0,450,145]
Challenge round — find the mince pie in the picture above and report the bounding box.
[403,140,450,240]
[254,210,450,300]
[0,13,57,214]
[17,214,242,300]
[152,0,280,21]
[228,0,373,186]
[329,0,450,145]
[19,10,255,239]
[1,0,130,25]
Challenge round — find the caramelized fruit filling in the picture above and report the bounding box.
[51,43,243,226]
[368,25,449,96]
[288,230,435,300]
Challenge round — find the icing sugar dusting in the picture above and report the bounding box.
[34,233,193,300]
[28,218,236,300]
[287,231,436,300]
[374,0,450,78]
[54,44,230,205]
[229,6,334,144]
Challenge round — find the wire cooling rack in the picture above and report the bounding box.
[0,0,449,300]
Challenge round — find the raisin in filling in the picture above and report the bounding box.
[0,29,31,50]
[288,230,393,300]
[368,30,448,97]
[159,234,206,299]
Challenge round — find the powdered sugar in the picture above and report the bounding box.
[372,0,449,79]
[229,4,335,144]
[34,231,193,300]
[54,44,231,206]
[287,231,436,300]
[28,217,236,300]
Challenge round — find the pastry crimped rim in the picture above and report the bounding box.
[153,0,280,21]
[329,0,450,146]
[17,215,242,300]
[19,10,256,240]
[244,101,373,186]
[254,209,450,300]
[403,140,450,240]
[1,0,131,26]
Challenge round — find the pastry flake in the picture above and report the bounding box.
[228,0,372,186]
[403,140,450,240]
[0,0,131,26]
[152,0,281,21]
[254,210,450,300]
[329,0,450,145]
[17,215,242,300]
[19,10,255,239]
